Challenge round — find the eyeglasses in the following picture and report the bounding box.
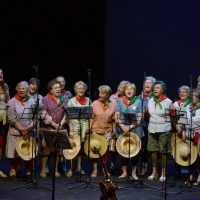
[77,87,85,91]
[52,87,61,90]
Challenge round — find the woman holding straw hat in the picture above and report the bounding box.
[146,80,174,182]
[39,79,68,178]
[115,82,144,180]
[6,81,35,181]
[173,85,191,179]
[176,89,200,185]
[90,85,116,178]
[65,81,91,178]
[0,68,10,178]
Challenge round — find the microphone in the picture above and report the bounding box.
[33,65,38,69]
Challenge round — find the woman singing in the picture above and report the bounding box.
[115,83,144,180]
[147,80,174,181]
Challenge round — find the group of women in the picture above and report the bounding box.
[0,67,200,186]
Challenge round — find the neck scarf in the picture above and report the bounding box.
[48,93,65,106]
[98,98,111,110]
[177,98,191,107]
[14,94,30,106]
[75,96,86,105]
[123,96,139,110]
[61,89,66,96]
[152,94,167,109]
[190,103,200,116]
[142,91,154,98]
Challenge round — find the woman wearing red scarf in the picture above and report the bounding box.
[39,79,68,178]
[0,68,10,178]
[90,85,116,177]
[66,81,91,178]
[115,83,144,180]
[176,89,200,185]
[138,76,156,176]
[6,81,35,181]
[147,80,174,182]
[173,85,191,179]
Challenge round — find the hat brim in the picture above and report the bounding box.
[84,133,107,158]
[63,135,80,160]
[170,132,182,155]
[116,132,141,158]
[172,140,197,166]
[16,137,38,161]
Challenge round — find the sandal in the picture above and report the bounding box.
[91,171,97,178]
[148,174,158,180]
[109,166,115,174]
[185,179,195,185]
[76,169,86,175]
[66,170,73,178]
[159,176,166,182]
[119,174,127,178]
[193,181,200,186]
[0,171,7,178]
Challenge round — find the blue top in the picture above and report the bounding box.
[115,98,144,138]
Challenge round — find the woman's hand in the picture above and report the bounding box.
[69,131,74,139]
[43,115,52,125]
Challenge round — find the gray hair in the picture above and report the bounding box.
[178,85,191,96]
[154,80,167,94]
[118,80,130,87]
[15,81,29,91]
[98,85,112,96]
[74,81,87,94]
[145,76,156,84]
[55,76,66,83]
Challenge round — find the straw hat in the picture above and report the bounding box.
[172,140,197,166]
[16,136,38,161]
[63,135,81,160]
[84,133,107,158]
[197,139,200,156]
[170,132,182,155]
[116,132,141,158]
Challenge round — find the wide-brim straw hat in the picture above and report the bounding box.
[116,132,141,158]
[170,132,182,155]
[63,135,81,160]
[172,140,197,166]
[84,133,107,158]
[16,136,38,161]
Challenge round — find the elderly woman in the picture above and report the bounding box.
[39,79,68,178]
[90,85,116,177]
[115,83,144,180]
[66,81,91,177]
[0,68,10,178]
[197,76,200,89]
[176,89,200,185]
[6,81,35,181]
[138,76,156,176]
[109,80,130,174]
[173,85,191,179]
[55,76,73,101]
[146,80,174,182]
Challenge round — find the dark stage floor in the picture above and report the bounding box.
[1,152,200,200]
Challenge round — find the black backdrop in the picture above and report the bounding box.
[1,1,105,99]
[104,1,200,99]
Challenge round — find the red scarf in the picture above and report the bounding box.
[48,93,64,106]
[153,94,167,109]
[142,91,151,98]
[61,89,66,96]
[75,96,86,105]
[14,94,30,106]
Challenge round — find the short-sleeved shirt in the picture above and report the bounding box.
[115,98,144,138]
[91,100,115,134]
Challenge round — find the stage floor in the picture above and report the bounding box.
[1,153,200,200]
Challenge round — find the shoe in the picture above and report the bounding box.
[185,179,195,185]
[132,175,139,180]
[91,171,97,178]
[55,171,60,177]
[193,181,200,186]
[66,170,73,178]
[174,171,181,179]
[9,175,17,181]
[0,171,7,178]
[148,174,158,180]
[102,170,110,177]
[40,171,46,178]
[109,166,115,175]
[142,168,148,176]
[159,176,166,182]
[25,173,32,181]
[76,169,86,175]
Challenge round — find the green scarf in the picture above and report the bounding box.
[183,98,191,107]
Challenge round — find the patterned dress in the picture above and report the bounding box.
[6,97,35,158]
[68,97,91,141]
[40,95,68,155]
